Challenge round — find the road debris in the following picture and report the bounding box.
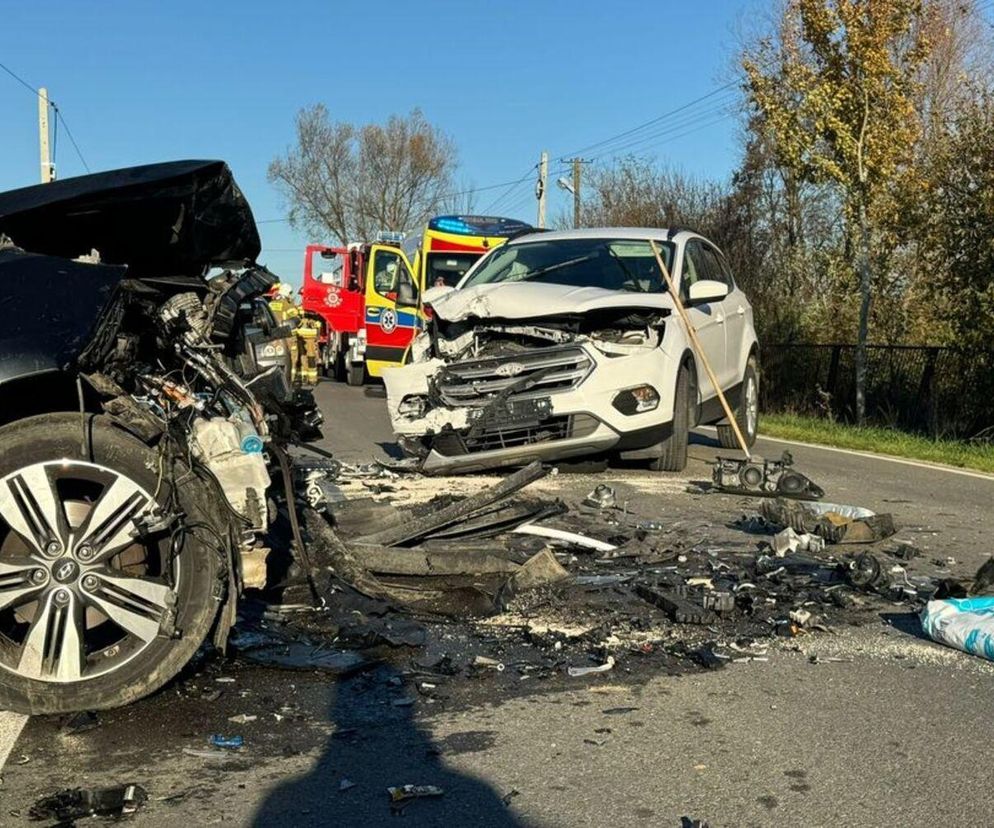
[188,449,951,710]
[713,452,825,500]
[584,484,617,509]
[29,783,147,821]
[568,655,616,677]
[388,784,445,813]
[761,498,896,543]
[210,735,244,749]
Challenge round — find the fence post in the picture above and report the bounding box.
[918,347,939,438]
[827,345,842,402]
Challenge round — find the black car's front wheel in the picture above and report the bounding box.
[0,414,222,714]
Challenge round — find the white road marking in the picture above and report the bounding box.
[697,426,994,482]
[0,711,28,770]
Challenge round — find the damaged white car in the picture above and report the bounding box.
[383,228,759,474]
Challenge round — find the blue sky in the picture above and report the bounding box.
[0,0,767,281]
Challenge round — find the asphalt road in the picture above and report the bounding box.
[2,380,993,827]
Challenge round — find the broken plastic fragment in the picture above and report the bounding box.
[567,655,616,677]
[388,784,445,802]
[512,524,617,552]
[210,734,244,749]
[583,484,617,509]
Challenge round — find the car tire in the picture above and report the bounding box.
[650,363,690,472]
[346,361,365,387]
[0,413,222,714]
[717,356,759,450]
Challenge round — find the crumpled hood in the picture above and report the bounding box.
[428,281,674,322]
[0,159,260,277]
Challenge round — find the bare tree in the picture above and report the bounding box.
[268,105,458,243]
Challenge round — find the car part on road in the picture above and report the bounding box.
[510,524,616,552]
[567,655,615,676]
[29,783,147,821]
[634,584,718,624]
[355,461,549,546]
[712,451,826,500]
[760,498,896,543]
[583,484,617,509]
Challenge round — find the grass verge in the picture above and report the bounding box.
[760,412,994,474]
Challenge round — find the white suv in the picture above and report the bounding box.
[382,228,759,474]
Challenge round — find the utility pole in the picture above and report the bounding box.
[38,87,54,183]
[561,158,589,228]
[536,150,548,229]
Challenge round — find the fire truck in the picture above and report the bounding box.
[300,237,415,386]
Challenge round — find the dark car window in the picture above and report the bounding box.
[698,245,724,284]
[714,249,735,289]
[463,238,675,294]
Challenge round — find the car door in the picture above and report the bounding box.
[679,239,727,401]
[365,245,420,374]
[712,247,748,389]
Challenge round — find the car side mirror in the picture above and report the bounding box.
[687,279,729,305]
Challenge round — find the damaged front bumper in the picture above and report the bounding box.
[383,339,677,474]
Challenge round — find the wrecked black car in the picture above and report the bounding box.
[0,161,319,714]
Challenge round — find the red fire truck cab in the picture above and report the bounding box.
[300,243,368,385]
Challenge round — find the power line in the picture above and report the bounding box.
[554,80,739,161]
[0,59,90,174]
[53,107,90,172]
[483,164,538,214]
[0,59,40,97]
[585,97,740,162]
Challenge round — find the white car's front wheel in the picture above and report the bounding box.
[649,364,691,472]
[718,356,759,450]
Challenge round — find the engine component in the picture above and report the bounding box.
[189,417,271,531]
[159,292,211,346]
[712,451,824,500]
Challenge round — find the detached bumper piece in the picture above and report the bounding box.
[712,451,825,500]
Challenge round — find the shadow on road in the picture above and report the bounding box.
[690,430,721,449]
[252,664,523,827]
[880,611,930,641]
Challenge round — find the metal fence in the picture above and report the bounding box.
[759,343,994,440]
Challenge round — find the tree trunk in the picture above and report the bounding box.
[855,198,873,425]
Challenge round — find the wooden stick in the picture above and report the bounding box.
[649,240,751,459]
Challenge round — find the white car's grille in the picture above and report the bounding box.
[436,346,593,406]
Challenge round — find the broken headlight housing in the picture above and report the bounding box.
[612,384,659,415]
[398,395,430,418]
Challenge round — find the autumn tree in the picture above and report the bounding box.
[268,106,458,244]
[742,0,930,422]
[920,90,994,350]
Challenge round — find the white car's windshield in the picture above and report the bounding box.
[462,238,675,293]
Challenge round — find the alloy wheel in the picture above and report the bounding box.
[0,460,178,683]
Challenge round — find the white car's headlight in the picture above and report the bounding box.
[612,384,660,415]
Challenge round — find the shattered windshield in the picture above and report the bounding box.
[461,238,675,293]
